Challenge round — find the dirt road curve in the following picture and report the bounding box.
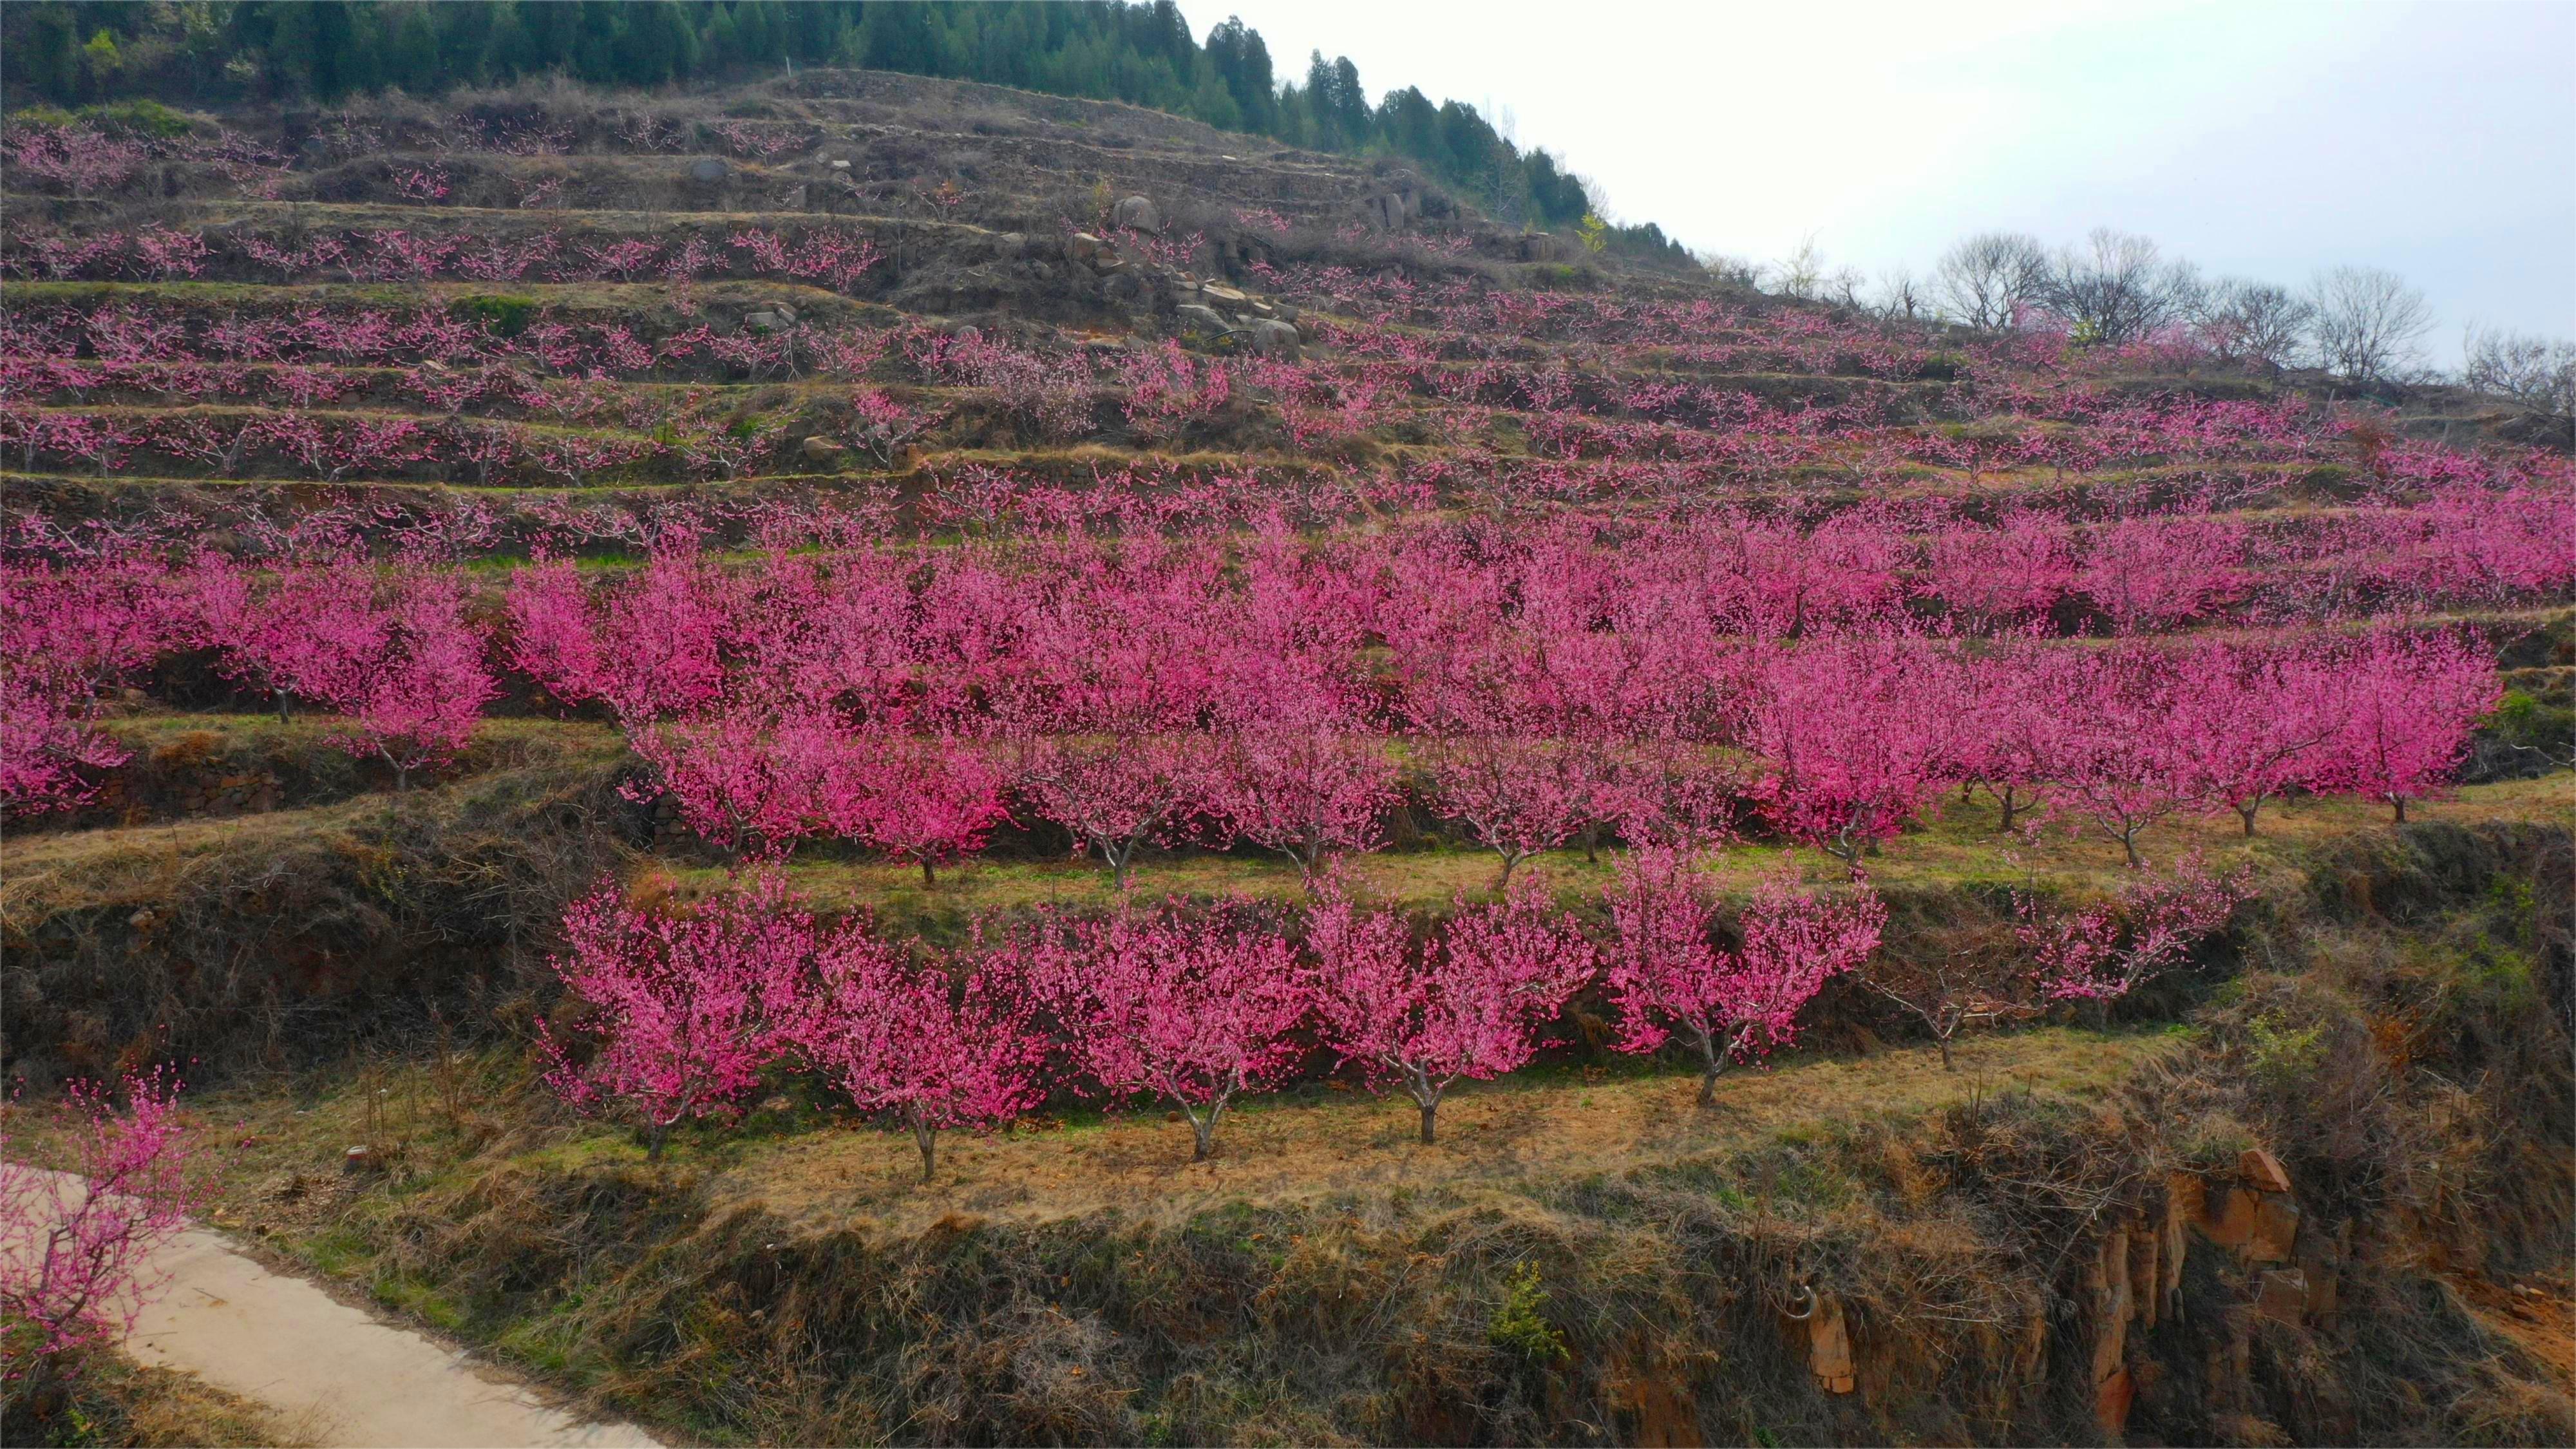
[14,1168,658,1448]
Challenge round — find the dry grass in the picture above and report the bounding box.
[1,715,625,917]
[688,1027,2161,1235]
[663,773,2576,935]
[110,1363,323,1449]
[175,1026,2163,1240]
[154,1021,2168,1447]
[0,1347,319,1449]
[3,790,415,915]
[1,726,633,1081]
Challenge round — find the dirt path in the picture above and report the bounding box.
[16,1170,659,1448]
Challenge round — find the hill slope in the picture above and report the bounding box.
[4,66,2573,1449]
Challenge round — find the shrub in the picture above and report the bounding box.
[77,99,192,139]
[2242,1009,2326,1089]
[1486,1262,1569,1365]
[450,293,541,337]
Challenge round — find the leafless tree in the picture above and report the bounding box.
[1697,252,1764,290]
[2307,265,2432,385]
[2040,229,2198,345]
[1932,231,2049,330]
[2194,278,2313,372]
[1774,233,1828,300]
[2461,327,2576,421]
[1873,265,1929,321]
[1766,234,1867,309]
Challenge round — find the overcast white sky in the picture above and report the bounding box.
[1209,0,2576,357]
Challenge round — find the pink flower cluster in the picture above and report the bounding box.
[4,223,882,291]
[5,529,2510,878]
[0,1070,193,1370]
[545,862,1846,1166]
[542,851,2230,1164]
[3,553,493,808]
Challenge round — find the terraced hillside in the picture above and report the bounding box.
[5,69,2574,1449]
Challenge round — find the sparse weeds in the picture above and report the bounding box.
[1486,1260,1569,1364]
[2244,1007,2328,1088]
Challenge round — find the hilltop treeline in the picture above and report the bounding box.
[2,0,1683,252]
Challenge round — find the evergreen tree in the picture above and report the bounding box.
[386,5,440,95]
[17,5,82,102]
[480,1,536,82]
[1378,86,1440,162]
[522,0,582,77]
[1329,57,1369,147]
[858,2,935,73]
[261,1,323,97]
[0,0,1658,252]
[1203,16,1276,134]
[735,1,780,66]
[614,0,694,86]
[1524,149,1591,226]
[786,1,838,61]
[697,3,741,74]
[1138,1,1194,76]
[437,1,497,88]
[572,1,623,85]
[1303,52,1340,147]
[1303,52,1370,150]
[1185,66,1240,131]
[320,3,370,98]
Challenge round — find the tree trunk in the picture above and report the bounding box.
[1418,1099,1439,1144]
[1108,826,1156,889]
[2392,796,2407,823]
[1189,1106,1220,1162]
[1695,1030,1727,1106]
[910,1108,936,1182]
[1827,837,1864,881]
[1295,838,1326,893]
[920,857,936,887]
[1992,784,2024,832]
[2238,802,2259,837]
[645,1122,668,1162]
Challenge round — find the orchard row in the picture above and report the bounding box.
[3,222,884,290]
[0,222,2431,406]
[4,107,1092,197]
[12,398,2559,519]
[539,851,2245,1175]
[5,535,2510,875]
[0,285,2443,455]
